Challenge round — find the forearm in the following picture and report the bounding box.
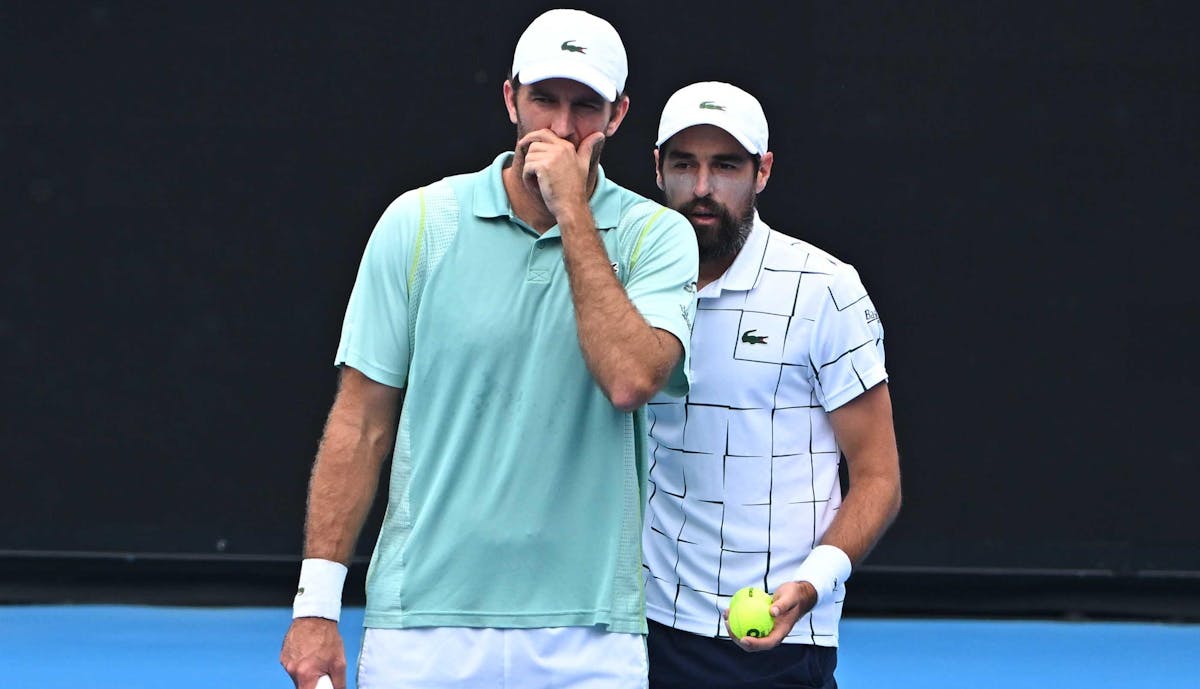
[784,468,899,612]
[819,472,901,566]
[303,378,399,563]
[559,207,678,411]
[819,383,902,567]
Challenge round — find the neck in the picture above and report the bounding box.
[502,166,554,233]
[502,157,598,234]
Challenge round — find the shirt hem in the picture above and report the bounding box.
[823,367,888,411]
[645,604,839,647]
[363,610,647,635]
[334,356,407,389]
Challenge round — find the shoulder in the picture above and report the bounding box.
[760,226,872,306]
[762,227,840,273]
[377,176,466,224]
[601,182,688,234]
[370,188,423,239]
[628,201,691,238]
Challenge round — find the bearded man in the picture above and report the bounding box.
[641,81,903,689]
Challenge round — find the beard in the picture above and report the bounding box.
[678,196,756,263]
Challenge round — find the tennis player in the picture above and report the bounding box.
[279,9,698,689]
[641,81,902,689]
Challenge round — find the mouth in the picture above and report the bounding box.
[687,206,721,225]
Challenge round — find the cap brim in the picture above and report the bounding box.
[656,117,763,155]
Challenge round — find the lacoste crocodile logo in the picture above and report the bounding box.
[561,40,586,53]
[741,329,768,344]
[699,100,726,111]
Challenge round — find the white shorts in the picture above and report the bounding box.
[356,626,648,689]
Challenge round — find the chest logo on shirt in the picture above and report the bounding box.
[741,329,769,345]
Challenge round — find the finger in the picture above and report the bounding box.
[761,621,790,647]
[749,639,778,652]
[738,635,772,653]
[520,140,561,179]
[771,595,798,618]
[517,129,567,152]
[769,584,804,617]
[577,130,606,165]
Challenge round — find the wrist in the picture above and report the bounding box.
[792,545,852,606]
[554,202,594,232]
[292,558,348,622]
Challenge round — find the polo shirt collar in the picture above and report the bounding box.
[474,152,622,231]
[704,212,770,295]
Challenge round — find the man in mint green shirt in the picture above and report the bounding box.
[280,9,698,689]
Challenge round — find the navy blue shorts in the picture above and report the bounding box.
[646,619,838,689]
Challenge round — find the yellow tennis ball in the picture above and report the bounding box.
[728,586,774,639]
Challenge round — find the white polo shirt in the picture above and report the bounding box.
[641,215,888,647]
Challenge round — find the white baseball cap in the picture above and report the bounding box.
[656,82,769,155]
[511,9,628,102]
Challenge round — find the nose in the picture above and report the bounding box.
[550,105,573,140]
[693,168,713,198]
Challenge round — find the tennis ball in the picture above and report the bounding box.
[728,586,774,639]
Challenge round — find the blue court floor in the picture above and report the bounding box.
[1,605,1196,688]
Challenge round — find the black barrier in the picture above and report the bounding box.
[4,2,1198,616]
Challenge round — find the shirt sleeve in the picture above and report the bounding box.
[622,205,700,397]
[333,190,422,389]
[809,263,888,411]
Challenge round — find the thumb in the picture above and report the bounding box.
[770,588,799,618]
[578,131,606,167]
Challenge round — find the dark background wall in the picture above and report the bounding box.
[4,2,1198,617]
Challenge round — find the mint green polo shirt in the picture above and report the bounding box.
[335,152,699,634]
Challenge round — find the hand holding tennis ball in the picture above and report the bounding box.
[727,586,774,639]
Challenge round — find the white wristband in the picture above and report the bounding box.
[793,545,852,606]
[292,558,348,622]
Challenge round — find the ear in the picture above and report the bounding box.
[755,151,774,194]
[503,80,519,125]
[604,95,631,137]
[653,148,664,191]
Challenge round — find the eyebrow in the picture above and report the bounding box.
[665,150,750,164]
[528,86,606,107]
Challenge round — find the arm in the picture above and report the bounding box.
[559,202,683,411]
[734,382,901,651]
[818,381,902,563]
[280,366,402,689]
[522,130,684,411]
